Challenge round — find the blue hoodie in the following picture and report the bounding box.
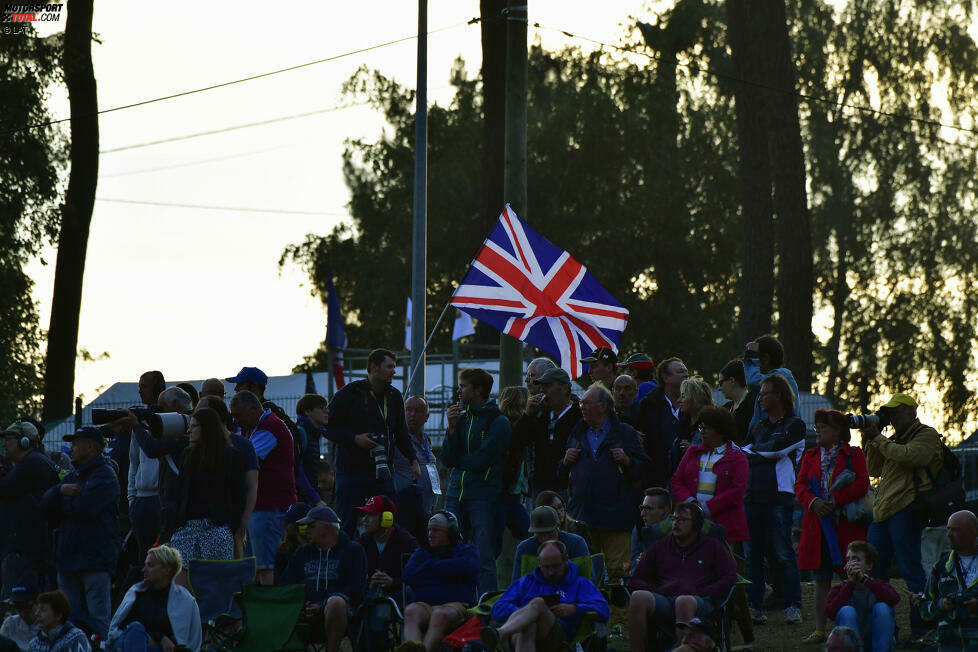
[278,534,367,607]
[403,543,479,606]
[492,561,609,636]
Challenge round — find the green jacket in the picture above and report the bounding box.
[864,419,942,522]
[920,549,978,651]
[439,400,511,502]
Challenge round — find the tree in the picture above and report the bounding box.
[0,26,66,424]
[42,0,99,422]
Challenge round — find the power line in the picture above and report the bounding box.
[99,145,290,177]
[95,197,348,217]
[533,22,978,140]
[3,19,478,136]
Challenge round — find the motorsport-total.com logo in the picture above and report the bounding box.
[2,3,64,34]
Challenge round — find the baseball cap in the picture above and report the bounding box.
[356,495,396,517]
[9,583,39,603]
[63,426,105,447]
[528,506,560,533]
[1,421,39,440]
[296,505,341,525]
[226,367,268,386]
[676,616,718,643]
[880,393,918,409]
[582,347,617,365]
[280,503,311,523]
[617,353,654,370]
[537,367,571,385]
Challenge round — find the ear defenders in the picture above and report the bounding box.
[379,496,395,528]
[430,509,461,544]
[686,502,705,530]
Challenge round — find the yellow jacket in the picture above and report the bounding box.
[864,419,942,522]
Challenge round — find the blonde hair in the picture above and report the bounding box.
[680,377,714,416]
[148,545,183,580]
[497,386,529,422]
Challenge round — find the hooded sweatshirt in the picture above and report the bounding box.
[439,400,511,502]
[492,561,609,636]
[278,534,367,607]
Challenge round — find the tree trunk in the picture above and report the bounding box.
[42,0,98,421]
[763,0,814,391]
[474,0,508,355]
[726,0,775,347]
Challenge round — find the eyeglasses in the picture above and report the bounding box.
[639,505,654,512]
[669,515,693,523]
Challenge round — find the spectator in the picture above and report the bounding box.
[355,495,418,600]
[674,377,715,463]
[559,384,648,589]
[26,591,88,652]
[295,393,329,491]
[0,422,60,599]
[742,373,805,625]
[168,407,247,585]
[581,346,618,387]
[671,617,719,652]
[279,506,367,652]
[795,409,870,644]
[617,353,657,402]
[127,393,162,567]
[825,541,899,652]
[325,349,420,536]
[509,367,581,501]
[636,357,691,488]
[107,545,202,652]
[227,367,323,508]
[41,426,120,642]
[521,357,557,418]
[441,367,512,595]
[826,626,862,652]
[919,509,978,650]
[483,540,609,651]
[124,386,193,544]
[534,490,591,550]
[495,386,532,579]
[717,359,756,445]
[196,395,259,559]
[391,396,435,541]
[398,512,479,652]
[513,506,589,584]
[628,502,737,649]
[198,378,226,400]
[612,375,640,427]
[862,393,942,641]
[1,584,40,651]
[743,335,800,432]
[274,503,310,580]
[631,488,674,569]
[138,371,165,409]
[229,390,297,585]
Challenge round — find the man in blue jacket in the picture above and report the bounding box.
[440,367,512,595]
[398,511,479,652]
[483,539,609,651]
[743,334,800,431]
[41,426,120,642]
[279,505,367,652]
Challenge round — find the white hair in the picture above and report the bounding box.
[158,387,192,413]
[527,357,556,375]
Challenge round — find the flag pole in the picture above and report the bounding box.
[405,299,452,393]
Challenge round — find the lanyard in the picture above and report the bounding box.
[371,392,388,422]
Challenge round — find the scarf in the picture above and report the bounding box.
[821,444,841,495]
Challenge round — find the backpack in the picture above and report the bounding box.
[911,439,965,528]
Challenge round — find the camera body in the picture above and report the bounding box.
[938,576,978,621]
[369,433,390,481]
[847,410,891,430]
[91,407,189,438]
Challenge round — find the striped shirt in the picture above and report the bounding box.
[696,444,727,514]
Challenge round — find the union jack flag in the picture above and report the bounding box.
[451,205,629,378]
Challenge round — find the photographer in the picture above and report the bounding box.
[919,510,978,650]
[861,393,942,640]
[325,349,420,537]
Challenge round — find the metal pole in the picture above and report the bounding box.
[409,0,428,398]
[326,346,335,399]
[499,0,528,390]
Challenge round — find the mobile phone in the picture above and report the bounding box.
[542,594,560,606]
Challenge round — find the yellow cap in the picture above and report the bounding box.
[880,393,918,409]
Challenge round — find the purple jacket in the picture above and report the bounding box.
[357,524,418,593]
[628,532,736,602]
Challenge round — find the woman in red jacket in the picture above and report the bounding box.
[794,408,870,645]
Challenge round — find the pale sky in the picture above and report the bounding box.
[26,0,650,401]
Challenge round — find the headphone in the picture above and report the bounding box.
[378,496,395,528]
[431,510,461,544]
[685,502,705,531]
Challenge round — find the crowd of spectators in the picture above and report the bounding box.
[0,339,969,651]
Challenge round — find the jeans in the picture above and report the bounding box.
[492,494,530,556]
[868,506,925,634]
[58,570,112,640]
[129,495,161,560]
[334,471,394,537]
[745,502,801,608]
[109,622,163,652]
[457,499,499,596]
[836,603,895,652]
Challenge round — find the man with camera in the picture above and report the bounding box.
[326,349,421,537]
[919,510,978,650]
[861,392,942,640]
